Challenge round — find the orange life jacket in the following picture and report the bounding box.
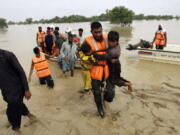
[37,31,45,43]
[85,35,109,81]
[154,31,166,46]
[32,54,51,78]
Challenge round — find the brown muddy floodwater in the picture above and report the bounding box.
[0,20,180,135]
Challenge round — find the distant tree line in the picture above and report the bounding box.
[0,18,8,28]
[133,14,178,20]
[2,6,180,27]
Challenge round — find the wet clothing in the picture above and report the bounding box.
[45,34,54,55]
[54,31,65,50]
[153,27,167,50]
[93,45,128,87]
[0,49,29,103]
[59,41,77,72]
[82,39,115,118]
[6,91,29,130]
[0,49,29,129]
[78,51,95,90]
[57,55,75,72]
[78,35,84,45]
[156,45,164,50]
[39,75,54,88]
[82,70,91,90]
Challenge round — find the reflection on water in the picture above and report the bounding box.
[110,26,133,38]
[0,28,8,37]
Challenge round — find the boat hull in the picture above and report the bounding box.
[138,48,180,64]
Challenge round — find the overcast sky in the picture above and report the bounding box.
[0,0,180,21]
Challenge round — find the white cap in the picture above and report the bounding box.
[50,25,55,29]
[71,32,75,35]
[65,27,72,33]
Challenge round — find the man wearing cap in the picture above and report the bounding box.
[152,24,167,50]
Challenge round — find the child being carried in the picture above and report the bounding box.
[93,31,132,92]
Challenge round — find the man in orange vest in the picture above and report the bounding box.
[28,47,54,88]
[36,26,45,52]
[152,24,167,50]
[82,22,115,118]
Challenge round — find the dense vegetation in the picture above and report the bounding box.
[5,6,180,26]
[0,18,8,28]
[107,6,134,26]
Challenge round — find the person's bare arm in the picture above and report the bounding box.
[36,33,38,45]
[28,61,34,82]
[152,32,157,44]
[164,32,167,47]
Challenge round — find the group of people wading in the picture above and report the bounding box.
[0,21,135,133]
[31,21,133,118]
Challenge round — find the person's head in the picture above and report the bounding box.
[91,21,103,42]
[78,28,83,36]
[47,27,51,34]
[50,25,54,32]
[108,31,119,48]
[33,47,40,56]
[158,24,163,31]
[81,42,91,56]
[65,27,72,34]
[38,26,42,32]
[68,34,73,44]
[55,27,59,31]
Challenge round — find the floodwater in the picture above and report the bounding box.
[0,20,180,135]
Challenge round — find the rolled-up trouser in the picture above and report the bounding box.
[6,100,29,130]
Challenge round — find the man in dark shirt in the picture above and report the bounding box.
[0,49,36,131]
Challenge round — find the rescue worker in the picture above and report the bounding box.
[0,49,36,131]
[28,47,54,88]
[44,27,56,55]
[152,24,167,50]
[36,26,45,52]
[82,21,115,118]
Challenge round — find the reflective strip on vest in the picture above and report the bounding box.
[91,37,108,51]
[85,35,109,80]
[105,38,108,48]
[91,38,99,51]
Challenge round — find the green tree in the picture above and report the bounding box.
[108,6,134,25]
[175,15,180,20]
[0,18,8,28]
[25,18,33,24]
[134,14,144,20]
[8,21,16,25]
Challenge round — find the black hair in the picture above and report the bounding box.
[81,42,91,53]
[33,47,40,55]
[108,31,119,42]
[47,27,50,30]
[55,27,59,31]
[91,21,102,30]
[38,26,42,29]
[78,28,83,32]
